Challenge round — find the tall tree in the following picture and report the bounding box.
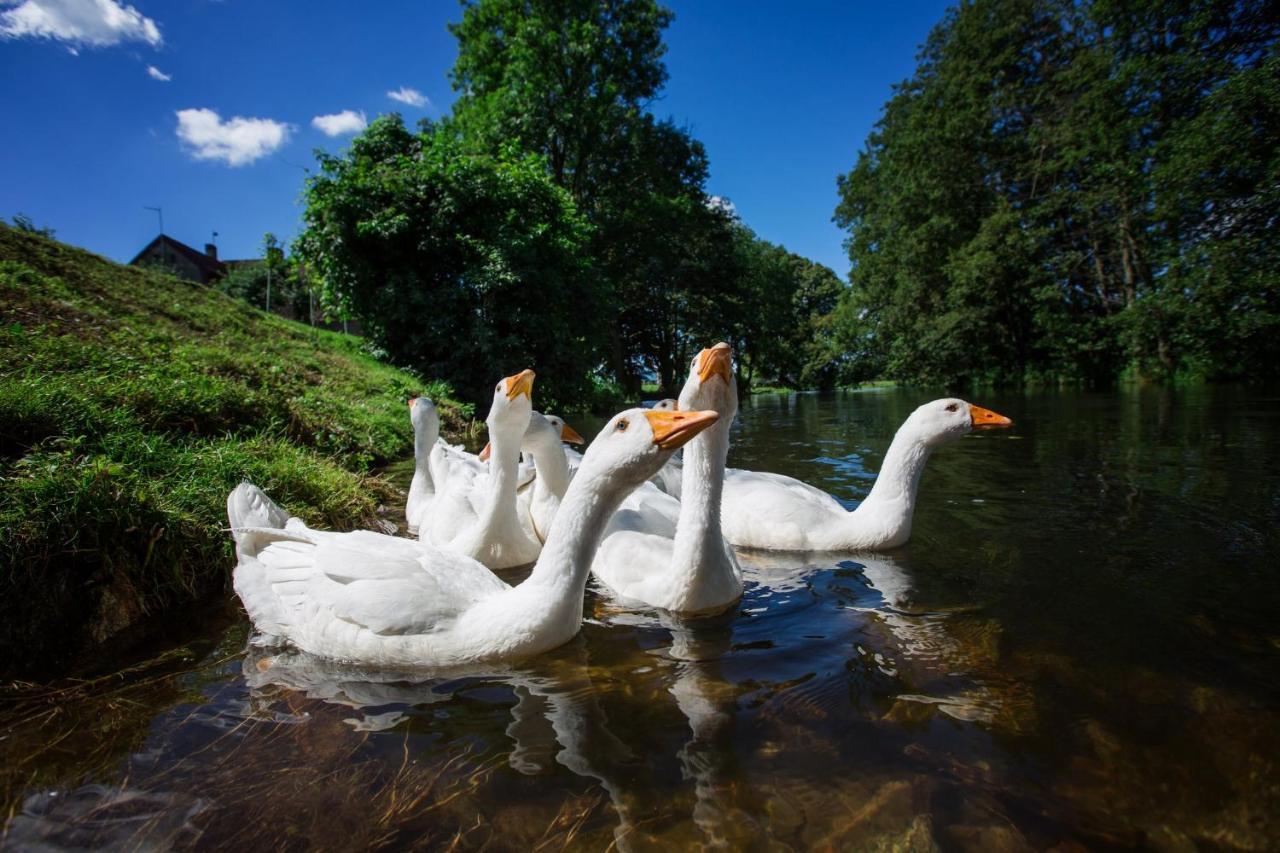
[449,0,673,207]
[450,0,735,391]
[835,0,1280,386]
[296,116,600,408]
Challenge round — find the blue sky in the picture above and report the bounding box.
[0,0,950,276]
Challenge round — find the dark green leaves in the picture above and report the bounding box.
[835,0,1280,386]
[297,116,599,409]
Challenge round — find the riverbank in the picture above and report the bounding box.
[0,225,471,677]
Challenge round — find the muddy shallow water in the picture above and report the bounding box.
[3,386,1278,850]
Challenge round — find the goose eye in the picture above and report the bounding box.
[945,403,959,412]
[496,383,503,393]
[616,418,629,432]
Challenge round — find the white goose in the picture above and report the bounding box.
[513,412,581,544]
[720,398,1012,551]
[426,370,544,569]
[479,412,585,544]
[405,397,476,536]
[592,343,743,614]
[406,396,536,538]
[226,405,719,667]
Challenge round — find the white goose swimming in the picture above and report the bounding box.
[479,412,585,544]
[406,394,537,539]
[592,343,743,614]
[513,412,582,543]
[426,370,543,569]
[720,398,1011,551]
[226,405,719,667]
[404,397,478,536]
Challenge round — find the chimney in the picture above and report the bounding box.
[205,243,218,260]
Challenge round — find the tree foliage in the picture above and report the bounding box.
[296,0,847,404]
[449,0,673,205]
[836,0,1280,385]
[296,116,599,408]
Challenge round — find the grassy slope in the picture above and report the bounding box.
[0,225,470,676]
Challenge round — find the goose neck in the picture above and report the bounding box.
[527,433,571,501]
[524,465,631,602]
[671,415,729,567]
[853,425,932,524]
[480,428,523,525]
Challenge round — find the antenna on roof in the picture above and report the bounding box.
[144,206,165,266]
[143,205,163,236]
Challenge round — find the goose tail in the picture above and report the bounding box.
[227,481,290,544]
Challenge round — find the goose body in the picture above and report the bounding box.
[227,406,720,667]
[720,399,1011,551]
[592,344,743,614]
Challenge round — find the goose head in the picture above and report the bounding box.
[579,407,720,490]
[678,341,737,420]
[543,414,585,445]
[906,398,1012,447]
[651,398,679,411]
[522,411,568,455]
[486,369,535,447]
[480,411,585,461]
[408,396,440,437]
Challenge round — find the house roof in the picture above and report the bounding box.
[129,234,227,279]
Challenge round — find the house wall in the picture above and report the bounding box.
[135,244,215,284]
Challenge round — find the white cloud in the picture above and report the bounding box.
[175,108,291,167]
[707,195,739,219]
[146,64,170,81]
[0,0,161,48]
[311,109,366,137]
[387,86,429,108]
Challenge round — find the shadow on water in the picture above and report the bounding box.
[2,385,1278,849]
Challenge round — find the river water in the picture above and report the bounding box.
[3,386,1277,850]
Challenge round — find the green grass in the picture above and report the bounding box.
[0,224,471,676]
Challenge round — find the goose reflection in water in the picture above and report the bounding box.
[659,611,745,848]
[240,608,752,851]
[733,549,1020,728]
[243,638,657,849]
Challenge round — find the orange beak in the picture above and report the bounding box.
[644,409,720,450]
[969,404,1012,428]
[560,423,585,444]
[408,397,417,409]
[504,369,535,401]
[696,342,733,386]
[479,441,492,461]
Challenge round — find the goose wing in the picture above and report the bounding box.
[723,468,847,513]
[241,527,508,638]
[603,480,679,539]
